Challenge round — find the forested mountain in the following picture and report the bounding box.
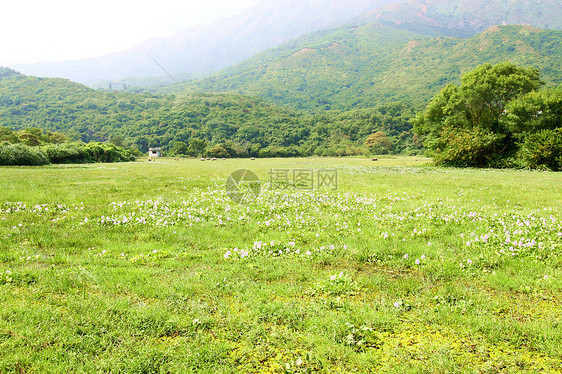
[176,24,561,110]
[12,0,561,86]
[13,0,395,85]
[0,68,419,156]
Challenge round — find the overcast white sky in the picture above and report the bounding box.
[0,0,262,65]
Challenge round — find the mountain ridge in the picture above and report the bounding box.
[12,0,562,85]
[173,23,561,110]
[368,0,562,38]
[13,0,395,85]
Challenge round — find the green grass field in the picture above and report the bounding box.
[1,157,561,373]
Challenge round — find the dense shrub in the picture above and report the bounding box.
[0,143,50,166]
[84,143,136,163]
[43,143,92,164]
[0,141,136,166]
[432,126,505,167]
[518,128,562,171]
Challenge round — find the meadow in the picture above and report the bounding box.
[0,157,561,373]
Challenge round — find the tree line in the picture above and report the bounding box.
[2,62,559,169]
[0,68,421,159]
[414,62,562,170]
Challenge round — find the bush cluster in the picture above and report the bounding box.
[0,142,136,166]
[84,143,136,163]
[0,143,50,166]
[519,128,562,171]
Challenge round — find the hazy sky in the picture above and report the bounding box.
[0,0,262,65]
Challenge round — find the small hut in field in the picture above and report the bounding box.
[148,147,162,158]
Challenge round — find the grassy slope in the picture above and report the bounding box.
[1,158,561,372]
[180,24,562,110]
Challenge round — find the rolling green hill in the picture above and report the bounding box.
[0,68,419,157]
[0,69,170,147]
[177,24,561,110]
[0,69,300,152]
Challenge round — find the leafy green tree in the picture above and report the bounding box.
[209,146,229,158]
[221,140,250,158]
[17,132,41,146]
[133,137,149,153]
[0,67,19,80]
[0,126,17,143]
[43,143,92,164]
[188,138,207,157]
[84,143,135,163]
[414,62,544,167]
[459,62,543,132]
[46,131,68,144]
[431,126,506,167]
[501,86,562,134]
[365,131,392,154]
[0,143,50,166]
[169,141,188,156]
[501,86,562,170]
[110,134,125,147]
